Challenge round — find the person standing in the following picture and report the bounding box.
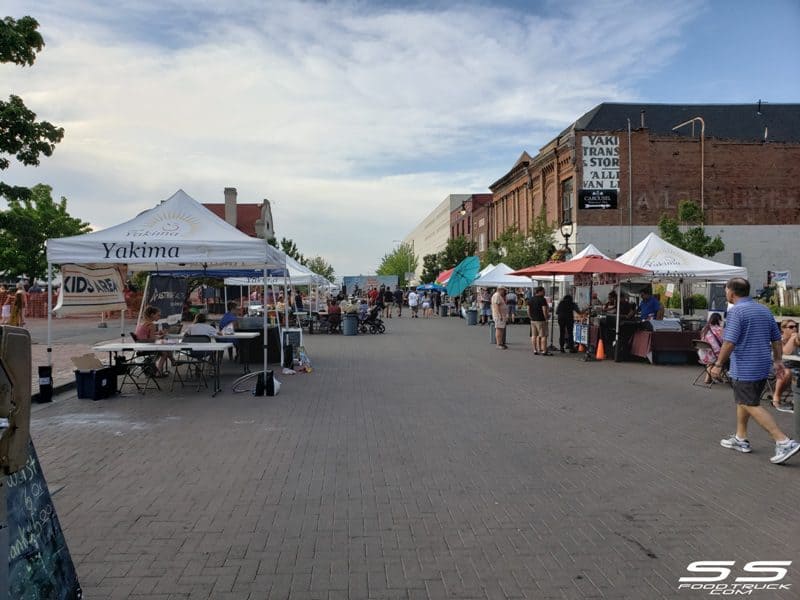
[0,285,10,325]
[393,286,404,317]
[407,289,419,318]
[383,287,394,318]
[478,287,491,325]
[9,282,27,327]
[491,286,508,349]
[528,286,551,356]
[710,278,800,464]
[505,288,518,324]
[555,294,581,353]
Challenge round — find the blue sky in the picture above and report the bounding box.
[3,0,799,276]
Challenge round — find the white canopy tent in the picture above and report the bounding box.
[616,232,747,281]
[471,263,537,288]
[46,189,289,386]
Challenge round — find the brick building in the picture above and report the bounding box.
[486,102,800,283]
[449,194,492,252]
[203,187,275,240]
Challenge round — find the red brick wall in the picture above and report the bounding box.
[577,130,800,226]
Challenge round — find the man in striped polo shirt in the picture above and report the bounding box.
[709,278,800,464]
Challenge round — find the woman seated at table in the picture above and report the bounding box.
[185,312,219,337]
[135,306,172,377]
[697,313,724,384]
[327,300,342,331]
[773,319,799,412]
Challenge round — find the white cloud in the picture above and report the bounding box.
[3,0,700,275]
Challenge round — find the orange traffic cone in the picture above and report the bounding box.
[595,339,606,361]
[577,343,585,353]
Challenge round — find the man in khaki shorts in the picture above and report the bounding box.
[491,286,508,349]
[528,286,551,356]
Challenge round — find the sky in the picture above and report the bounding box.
[4,0,800,277]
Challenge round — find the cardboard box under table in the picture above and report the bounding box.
[72,354,117,400]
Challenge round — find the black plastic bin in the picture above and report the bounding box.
[37,365,54,403]
[75,368,117,400]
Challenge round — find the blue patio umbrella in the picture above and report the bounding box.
[446,256,481,297]
[416,283,444,292]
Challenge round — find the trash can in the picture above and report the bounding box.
[489,322,507,345]
[342,313,359,336]
[37,365,54,403]
[466,309,478,326]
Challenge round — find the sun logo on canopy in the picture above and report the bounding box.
[144,211,200,236]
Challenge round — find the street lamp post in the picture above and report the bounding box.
[672,116,706,219]
[548,218,574,351]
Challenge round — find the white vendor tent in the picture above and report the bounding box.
[45,189,289,387]
[47,189,285,271]
[616,232,747,280]
[471,263,537,288]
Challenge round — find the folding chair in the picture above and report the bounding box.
[171,335,213,391]
[691,340,729,388]
[760,370,793,408]
[118,332,161,394]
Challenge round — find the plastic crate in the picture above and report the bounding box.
[74,368,117,400]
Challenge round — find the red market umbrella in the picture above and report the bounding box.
[509,255,650,277]
[435,267,454,285]
[510,256,651,360]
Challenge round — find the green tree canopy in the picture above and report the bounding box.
[420,254,440,284]
[658,200,724,258]
[376,242,417,286]
[278,237,306,265]
[305,255,335,283]
[1,16,64,202]
[484,211,555,270]
[0,184,91,280]
[438,236,477,271]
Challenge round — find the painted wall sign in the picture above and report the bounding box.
[581,135,620,190]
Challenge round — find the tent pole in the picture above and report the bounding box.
[614,279,623,361]
[548,274,557,351]
[262,268,268,396]
[584,279,595,362]
[46,262,52,367]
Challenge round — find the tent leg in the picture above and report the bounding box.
[262,268,268,396]
[46,263,53,367]
[548,274,557,351]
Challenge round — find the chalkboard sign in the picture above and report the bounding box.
[146,275,188,320]
[6,439,81,599]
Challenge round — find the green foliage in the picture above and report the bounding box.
[420,254,440,284]
[691,293,708,309]
[658,200,724,258]
[279,237,306,265]
[376,242,416,286]
[438,236,477,271]
[0,16,43,66]
[1,16,64,202]
[767,303,800,317]
[0,184,91,280]
[484,211,555,270]
[305,255,335,283]
[266,236,277,248]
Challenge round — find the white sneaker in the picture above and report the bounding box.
[770,439,800,464]
[720,434,752,453]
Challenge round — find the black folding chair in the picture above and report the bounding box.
[118,332,161,394]
[691,340,729,388]
[171,335,213,391]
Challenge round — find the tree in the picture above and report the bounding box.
[305,256,335,283]
[438,236,477,271]
[0,184,91,280]
[377,242,417,286]
[658,200,724,257]
[484,211,555,270]
[420,254,440,284]
[1,16,64,202]
[278,237,306,265]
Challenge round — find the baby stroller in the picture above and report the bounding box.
[358,305,386,334]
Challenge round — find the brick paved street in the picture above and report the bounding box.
[30,315,800,599]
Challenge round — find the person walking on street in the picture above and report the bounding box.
[383,287,394,318]
[478,287,491,325]
[408,289,419,318]
[393,286,404,317]
[710,277,800,464]
[491,286,508,349]
[9,282,27,327]
[528,286,551,356]
[505,288,518,324]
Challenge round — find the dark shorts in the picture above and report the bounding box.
[731,378,766,406]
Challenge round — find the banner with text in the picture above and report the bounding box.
[581,135,619,209]
[145,275,189,321]
[54,264,127,315]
